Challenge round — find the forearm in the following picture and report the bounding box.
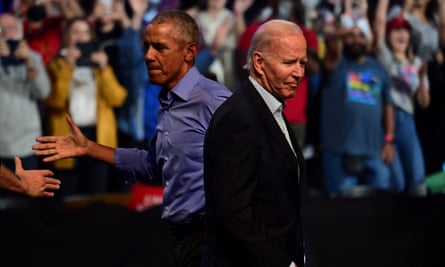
[60,0,85,19]
[374,0,389,51]
[0,164,24,194]
[383,105,395,138]
[416,85,430,108]
[85,140,116,165]
[439,0,445,48]
[323,34,342,71]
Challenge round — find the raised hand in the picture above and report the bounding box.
[33,114,90,162]
[14,157,61,197]
[233,0,253,17]
[128,0,149,17]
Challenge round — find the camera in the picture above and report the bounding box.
[76,41,99,67]
[1,39,24,66]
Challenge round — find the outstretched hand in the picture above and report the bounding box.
[14,157,61,198]
[33,114,89,162]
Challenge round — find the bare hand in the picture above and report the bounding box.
[13,40,31,61]
[33,114,89,162]
[212,18,232,54]
[0,39,10,57]
[380,143,395,165]
[91,49,108,70]
[233,0,253,16]
[128,0,149,18]
[64,46,81,67]
[14,157,61,198]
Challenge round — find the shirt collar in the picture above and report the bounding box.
[169,66,200,102]
[249,76,283,114]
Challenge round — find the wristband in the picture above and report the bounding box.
[384,133,394,143]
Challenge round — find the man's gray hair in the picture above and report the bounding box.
[150,9,200,45]
[245,20,303,71]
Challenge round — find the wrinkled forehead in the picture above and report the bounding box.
[146,23,182,40]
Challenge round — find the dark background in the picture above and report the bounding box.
[0,194,444,267]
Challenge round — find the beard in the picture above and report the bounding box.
[343,43,367,60]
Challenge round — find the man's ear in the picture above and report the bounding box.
[185,42,199,63]
[252,51,264,76]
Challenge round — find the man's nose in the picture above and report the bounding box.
[292,65,305,78]
[144,47,155,61]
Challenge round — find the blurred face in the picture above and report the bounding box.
[387,28,410,53]
[413,0,430,8]
[143,23,195,90]
[0,14,21,40]
[343,27,367,59]
[207,0,227,10]
[254,34,307,101]
[68,20,92,46]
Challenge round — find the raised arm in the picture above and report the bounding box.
[373,0,389,52]
[233,0,254,39]
[323,21,343,71]
[439,0,445,49]
[56,0,85,19]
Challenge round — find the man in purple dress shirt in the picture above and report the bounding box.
[33,10,232,267]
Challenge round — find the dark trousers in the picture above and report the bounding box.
[169,219,205,267]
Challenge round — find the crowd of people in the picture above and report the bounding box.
[0,0,444,266]
[1,0,444,200]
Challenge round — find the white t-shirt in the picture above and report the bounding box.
[69,67,97,127]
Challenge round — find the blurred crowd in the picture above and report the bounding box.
[0,0,444,200]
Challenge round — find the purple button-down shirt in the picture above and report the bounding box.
[115,67,231,223]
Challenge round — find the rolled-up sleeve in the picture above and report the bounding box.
[115,146,159,184]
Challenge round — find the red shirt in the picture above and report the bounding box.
[23,17,64,65]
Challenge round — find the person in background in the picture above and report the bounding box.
[319,1,395,197]
[23,0,85,66]
[374,0,430,194]
[33,10,231,266]
[43,16,127,197]
[0,12,50,196]
[387,0,439,62]
[91,0,157,192]
[203,19,307,267]
[0,159,60,198]
[195,0,253,89]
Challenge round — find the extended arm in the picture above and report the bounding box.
[373,0,389,52]
[0,158,60,197]
[33,114,116,165]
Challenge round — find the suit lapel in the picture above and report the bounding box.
[283,114,306,181]
[244,81,301,170]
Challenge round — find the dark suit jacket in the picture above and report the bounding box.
[203,80,306,267]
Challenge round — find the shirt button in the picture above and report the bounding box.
[165,181,169,187]
[165,206,169,211]
[164,131,169,136]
